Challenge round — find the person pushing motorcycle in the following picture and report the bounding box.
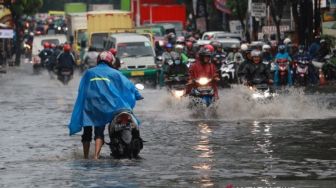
[68,51,143,160]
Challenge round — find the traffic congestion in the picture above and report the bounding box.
[1,0,336,187]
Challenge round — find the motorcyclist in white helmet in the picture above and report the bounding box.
[226,44,244,63]
[262,44,273,62]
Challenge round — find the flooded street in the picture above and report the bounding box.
[1,64,336,187]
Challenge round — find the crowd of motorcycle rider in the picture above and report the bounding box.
[36,31,336,89]
[154,34,336,89]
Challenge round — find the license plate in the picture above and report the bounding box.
[131,71,144,76]
[198,86,212,91]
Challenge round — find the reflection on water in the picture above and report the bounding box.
[1,65,336,187]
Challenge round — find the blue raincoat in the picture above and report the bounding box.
[274,52,293,86]
[68,63,143,135]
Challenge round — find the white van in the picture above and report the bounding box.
[104,33,157,84]
[32,34,67,64]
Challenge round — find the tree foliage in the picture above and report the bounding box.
[226,0,249,41]
[5,0,43,65]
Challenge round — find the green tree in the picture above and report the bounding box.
[226,0,250,41]
[5,0,43,65]
[267,0,288,42]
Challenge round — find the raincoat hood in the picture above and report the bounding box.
[68,63,143,135]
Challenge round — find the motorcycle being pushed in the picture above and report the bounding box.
[108,109,143,159]
[189,77,215,107]
[57,67,73,85]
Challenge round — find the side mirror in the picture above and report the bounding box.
[135,83,145,90]
[156,56,163,61]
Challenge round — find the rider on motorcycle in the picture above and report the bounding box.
[274,45,293,86]
[226,44,244,63]
[187,47,220,99]
[238,45,252,81]
[38,42,53,67]
[185,41,197,59]
[241,50,273,86]
[109,48,121,70]
[56,44,76,75]
[211,41,227,70]
[262,44,273,62]
[47,44,62,74]
[68,51,144,159]
[165,52,189,87]
[83,46,99,70]
[175,44,189,64]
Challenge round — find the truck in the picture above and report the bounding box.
[133,3,186,36]
[65,13,87,51]
[87,10,135,50]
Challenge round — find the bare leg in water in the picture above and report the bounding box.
[83,142,90,159]
[94,138,104,160]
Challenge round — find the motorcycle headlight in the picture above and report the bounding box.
[196,77,211,85]
[173,90,185,98]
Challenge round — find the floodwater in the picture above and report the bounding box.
[1,63,336,188]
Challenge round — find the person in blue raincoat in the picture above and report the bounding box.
[274,45,293,87]
[68,51,143,159]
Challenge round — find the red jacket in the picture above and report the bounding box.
[188,60,219,98]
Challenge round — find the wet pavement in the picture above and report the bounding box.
[0,63,336,188]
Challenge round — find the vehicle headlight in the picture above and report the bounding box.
[173,90,185,98]
[196,77,211,85]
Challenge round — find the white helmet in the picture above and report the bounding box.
[284,38,291,45]
[175,44,184,50]
[262,44,271,51]
[251,50,262,57]
[240,43,249,51]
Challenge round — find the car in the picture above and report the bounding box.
[103,33,158,86]
[197,31,241,46]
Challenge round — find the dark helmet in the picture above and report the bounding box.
[210,41,222,50]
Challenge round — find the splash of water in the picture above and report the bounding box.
[136,85,336,121]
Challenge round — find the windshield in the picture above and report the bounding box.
[216,34,241,40]
[117,42,154,58]
[91,33,108,50]
[41,39,60,46]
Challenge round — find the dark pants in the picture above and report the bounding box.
[81,126,105,142]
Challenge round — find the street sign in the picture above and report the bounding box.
[262,25,290,34]
[251,3,266,18]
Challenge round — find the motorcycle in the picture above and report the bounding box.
[189,77,215,107]
[108,84,144,159]
[108,110,143,159]
[57,67,73,85]
[186,58,196,68]
[247,78,277,101]
[165,75,188,99]
[220,60,238,85]
[294,59,309,86]
[276,58,290,86]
